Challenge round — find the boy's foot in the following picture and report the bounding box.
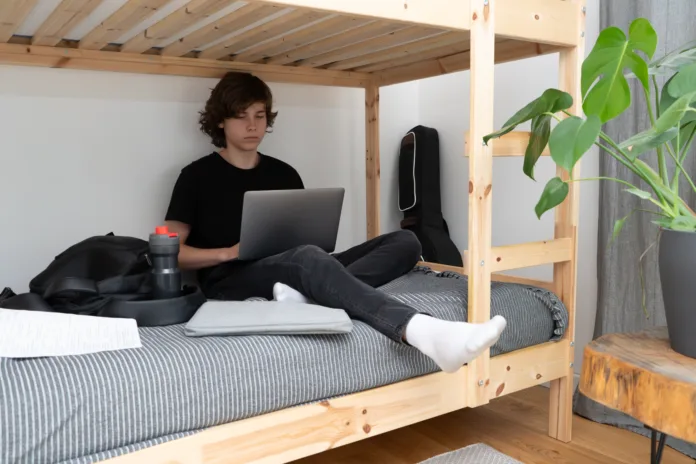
[404,314,507,373]
[273,282,311,304]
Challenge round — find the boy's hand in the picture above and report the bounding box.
[220,244,240,262]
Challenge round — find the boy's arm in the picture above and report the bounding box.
[165,220,238,270]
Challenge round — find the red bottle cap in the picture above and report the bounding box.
[169,232,179,238]
[155,225,169,235]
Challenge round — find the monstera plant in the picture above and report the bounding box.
[483,18,696,358]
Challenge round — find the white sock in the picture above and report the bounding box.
[273,282,310,304]
[404,314,507,373]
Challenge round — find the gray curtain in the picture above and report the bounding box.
[573,0,696,458]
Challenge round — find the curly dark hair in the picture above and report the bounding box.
[199,72,278,148]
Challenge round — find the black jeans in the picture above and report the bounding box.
[203,230,423,342]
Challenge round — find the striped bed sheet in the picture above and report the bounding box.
[0,267,567,464]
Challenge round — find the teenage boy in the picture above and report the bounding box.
[164,72,506,373]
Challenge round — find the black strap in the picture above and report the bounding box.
[44,277,99,299]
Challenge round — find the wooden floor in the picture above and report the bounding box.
[294,386,694,464]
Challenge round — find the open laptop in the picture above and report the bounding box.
[237,188,345,261]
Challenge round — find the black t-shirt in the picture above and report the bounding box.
[165,152,304,278]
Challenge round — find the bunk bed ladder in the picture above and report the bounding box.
[466,0,496,409]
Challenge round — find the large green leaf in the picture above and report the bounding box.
[534,177,569,219]
[668,62,696,98]
[628,18,659,59]
[655,90,696,132]
[548,115,601,173]
[618,126,679,159]
[581,18,657,122]
[660,72,696,124]
[660,75,696,153]
[482,88,572,144]
[523,114,551,180]
[648,39,696,76]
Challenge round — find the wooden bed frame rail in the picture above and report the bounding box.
[0,0,585,462]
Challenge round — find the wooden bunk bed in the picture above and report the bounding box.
[0,0,585,462]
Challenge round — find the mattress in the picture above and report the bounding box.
[0,267,567,464]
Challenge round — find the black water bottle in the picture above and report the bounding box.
[149,226,182,299]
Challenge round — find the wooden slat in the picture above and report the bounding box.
[549,0,584,444]
[355,40,470,73]
[120,0,236,54]
[199,8,330,60]
[488,273,555,293]
[102,370,468,464]
[265,21,406,65]
[417,261,556,293]
[78,0,170,50]
[0,42,373,88]
[232,15,370,63]
[496,0,580,47]
[326,31,465,71]
[465,130,551,157]
[374,39,563,87]
[365,83,380,239]
[0,0,38,42]
[463,239,573,273]
[31,0,103,47]
[245,0,471,31]
[489,340,569,400]
[102,343,563,464]
[160,2,282,57]
[299,26,441,68]
[465,0,495,409]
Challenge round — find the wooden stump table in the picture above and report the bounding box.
[579,327,696,464]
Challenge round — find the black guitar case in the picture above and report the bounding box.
[398,125,463,267]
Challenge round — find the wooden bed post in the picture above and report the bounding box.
[365,82,380,239]
[549,0,585,443]
[465,0,495,408]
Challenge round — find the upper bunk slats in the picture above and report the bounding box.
[245,0,472,32]
[325,31,468,71]
[78,0,171,50]
[120,0,236,54]
[159,2,283,57]
[31,0,103,46]
[297,26,443,68]
[198,7,329,60]
[230,15,370,63]
[264,20,406,66]
[0,0,583,87]
[0,1,39,42]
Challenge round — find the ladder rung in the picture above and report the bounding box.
[464,238,573,272]
[417,261,556,293]
[464,130,551,157]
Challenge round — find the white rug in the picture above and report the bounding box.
[418,443,522,464]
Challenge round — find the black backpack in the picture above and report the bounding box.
[0,233,204,327]
[398,125,463,267]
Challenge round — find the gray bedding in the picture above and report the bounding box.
[0,267,567,464]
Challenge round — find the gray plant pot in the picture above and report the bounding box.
[659,228,696,359]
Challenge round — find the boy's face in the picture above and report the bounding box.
[220,101,268,152]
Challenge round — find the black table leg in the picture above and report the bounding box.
[649,427,667,464]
